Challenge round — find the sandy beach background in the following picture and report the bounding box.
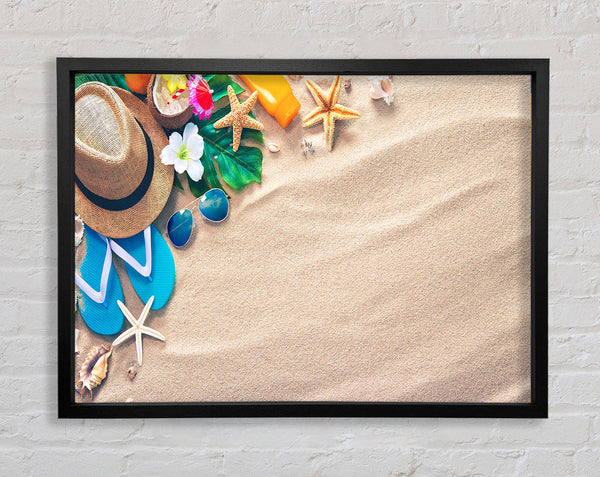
[75,74,531,403]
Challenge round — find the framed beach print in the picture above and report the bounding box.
[57,58,548,418]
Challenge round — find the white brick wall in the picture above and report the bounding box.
[0,0,598,475]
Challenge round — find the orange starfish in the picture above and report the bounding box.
[302,76,360,151]
[214,85,264,152]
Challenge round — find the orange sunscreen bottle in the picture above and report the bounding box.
[238,75,301,128]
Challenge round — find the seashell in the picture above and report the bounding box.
[301,138,314,157]
[75,328,80,354]
[267,143,280,153]
[75,215,84,247]
[344,78,352,89]
[126,397,134,403]
[127,362,137,380]
[147,74,193,129]
[76,344,112,399]
[368,76,394,105]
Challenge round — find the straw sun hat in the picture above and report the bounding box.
[75,82,173,238]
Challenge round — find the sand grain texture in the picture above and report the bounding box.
[75,75,532,403]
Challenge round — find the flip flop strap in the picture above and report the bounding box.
[75,234,112,305]
[109,226,152,278]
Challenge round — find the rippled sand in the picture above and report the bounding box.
[75,75,531,403]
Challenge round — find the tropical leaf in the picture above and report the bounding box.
[186,174,211,198]
[204,74,244,102]
[173,173,183,190]
[188,105,264,194]
[74,73,131,91]
[196,138,226,193]
[241,112,264,145]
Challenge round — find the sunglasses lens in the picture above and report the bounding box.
[198,188,229,223]
[166,208,193,247]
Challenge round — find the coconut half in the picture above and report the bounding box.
[146,74,193,130]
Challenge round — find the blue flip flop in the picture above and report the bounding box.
[75,228,125,335]
[109,225,175,309]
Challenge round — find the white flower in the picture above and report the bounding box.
[160,123,205,181]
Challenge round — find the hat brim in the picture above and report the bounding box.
[75,87,174,239]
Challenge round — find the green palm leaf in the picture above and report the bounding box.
[187,105,264,195]
[204,74,244,102]
[186,174,211,197]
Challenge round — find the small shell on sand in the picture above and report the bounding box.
[368,76,394,105]
[125,397,134,403]
[76,345,112,399]
[267,143,280,153]
[344,79,352,89]
[75,328,80,354]
[127,362,138,380]
[301,138,314,157]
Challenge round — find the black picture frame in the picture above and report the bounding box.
[57,58,548,419]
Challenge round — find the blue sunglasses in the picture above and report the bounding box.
[166,188,230,247]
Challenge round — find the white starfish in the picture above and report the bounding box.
[112,296,165,366]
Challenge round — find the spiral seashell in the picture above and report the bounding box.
[127,362,137,380]
[368,76,394,105]
[267,143,280,153]
[76,344,112,399]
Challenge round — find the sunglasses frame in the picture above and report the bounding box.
[165,188,230,248]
